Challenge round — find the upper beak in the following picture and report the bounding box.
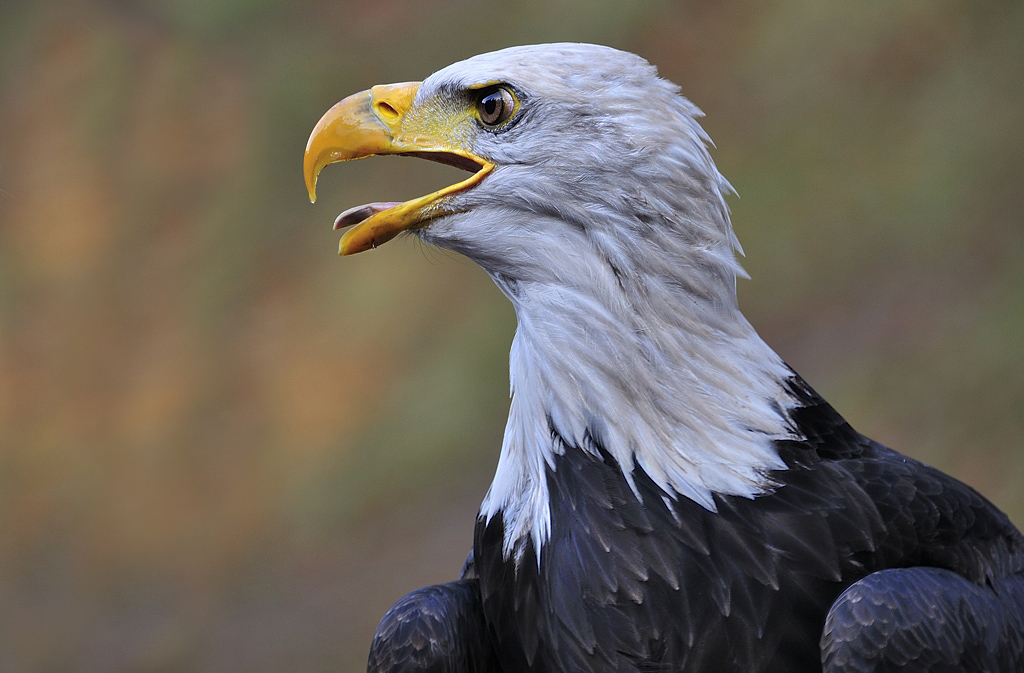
[303,82,492,255]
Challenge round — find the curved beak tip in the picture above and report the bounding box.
[303,145,321,203]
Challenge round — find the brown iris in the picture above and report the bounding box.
[476,86,516,127]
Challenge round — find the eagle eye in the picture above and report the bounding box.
[475,86,516,127]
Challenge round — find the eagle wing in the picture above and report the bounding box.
[367,579,497,673]
[822,567,1024,672]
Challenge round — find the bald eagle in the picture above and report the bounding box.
[304,44,1024,673]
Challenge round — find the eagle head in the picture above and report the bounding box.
[305,44,798,554]
[305,43,742,302]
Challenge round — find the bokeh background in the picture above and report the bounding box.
[1,0,1022,670]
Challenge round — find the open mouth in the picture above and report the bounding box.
[332,152,490,232]
[303,83,493,255]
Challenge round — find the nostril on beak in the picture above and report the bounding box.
[374,100,400,122]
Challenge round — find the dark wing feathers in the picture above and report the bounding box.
[367,580,498,673]
[822,567,1024,672]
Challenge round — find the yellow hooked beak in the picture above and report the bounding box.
[304,82,493,255]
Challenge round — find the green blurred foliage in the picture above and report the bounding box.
[0,0,1021,670]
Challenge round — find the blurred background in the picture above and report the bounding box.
[0,0,1022,670]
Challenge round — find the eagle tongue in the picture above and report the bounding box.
[334,202,403,230]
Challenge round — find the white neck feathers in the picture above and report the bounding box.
[438,61,807,561]
[479,257,800,562]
